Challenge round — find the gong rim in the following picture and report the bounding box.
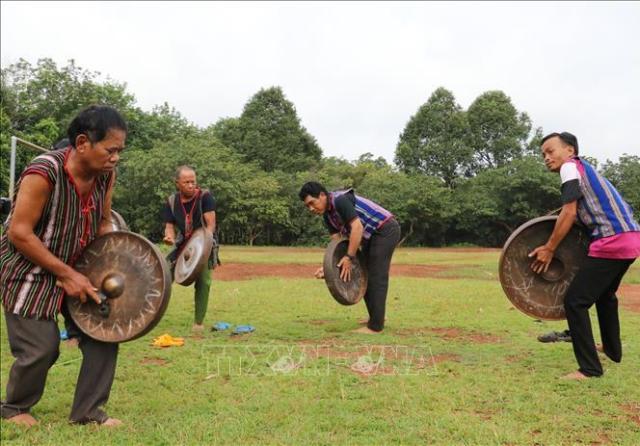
[69,231,172,342]
[110,209,129,231]
[499,215,589,321]
[323,238,368,306]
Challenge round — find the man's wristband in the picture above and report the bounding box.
[346,254,356,261]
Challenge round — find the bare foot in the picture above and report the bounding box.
[561,371,590,380]
[100,417,123,427]
[358,318,387,325]
[6,413,38,427]
[192,324,204,333]
[596,344,604,353]
[352,326,382,334]
[63,338,79,348]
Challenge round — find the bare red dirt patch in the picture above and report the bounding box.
[213,263,454,281]
[620,402,640,427]
[306,319,331,325]
[397,327,502,343]
[140,357,168,366]
[293,340,460,376]
[618,285,640,314]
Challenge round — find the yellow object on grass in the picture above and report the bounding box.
[152,333,185,347]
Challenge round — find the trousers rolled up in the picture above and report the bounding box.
[0,312,119,423]
[564,257,634,377]
[362,218,401,332]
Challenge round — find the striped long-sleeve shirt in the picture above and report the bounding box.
[0,148,113,320]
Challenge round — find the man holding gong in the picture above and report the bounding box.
[299,182,400,334]
[529,132,640,379]
[162,166,217,332]
[1,106,127,426]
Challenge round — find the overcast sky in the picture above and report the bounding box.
[2,1,639,164]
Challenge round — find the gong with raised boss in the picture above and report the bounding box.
[499,215,589,320]
[68,231,172,342]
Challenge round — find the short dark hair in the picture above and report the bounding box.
[67,105,128,148]
[51,138,70,150]
[540,131,579,155]
[175,165,196,180]
[298,181,328,201]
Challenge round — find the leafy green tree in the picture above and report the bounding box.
[525,127,545,157]
[0,105,13,194]
[114,133,290,245]
[358,167,454,246]
[395,87,473,188]
[207,117,243,151]
[357,152,389,168]
[453,156,560,246]
[0,58,198,197]
[601,154,640,219]
[467,90,532,170]
[229,87,322,172]
[1,58,136,140]
[126,103,199,151]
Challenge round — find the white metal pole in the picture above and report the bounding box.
[7,136,49,201]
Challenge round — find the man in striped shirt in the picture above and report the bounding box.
[0,106,127,426]
[529,132,640,380]
[299,182,401,334]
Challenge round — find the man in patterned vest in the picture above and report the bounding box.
[299,182,401,334]
[0,105,127,426]
[529,132,640,380]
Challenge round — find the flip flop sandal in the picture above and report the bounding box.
[211,322,231,331]
[232,325,255,335]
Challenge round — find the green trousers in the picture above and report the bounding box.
[194,267,212,325]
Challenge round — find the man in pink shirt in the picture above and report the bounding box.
[529,132,640,380]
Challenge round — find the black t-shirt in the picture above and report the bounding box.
[161,190,216,235]
[323,191,358,234]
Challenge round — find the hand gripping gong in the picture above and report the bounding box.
[323,238,368,306]
[499,215,589,320]
[68,231,172,342]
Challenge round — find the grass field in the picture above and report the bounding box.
[1,247,639,445]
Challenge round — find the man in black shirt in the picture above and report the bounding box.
[161,166,217,332]
[299,182,401,334]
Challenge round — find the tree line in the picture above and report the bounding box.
[1,59,638,247]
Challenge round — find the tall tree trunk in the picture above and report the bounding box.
[398,221,414,247]
[247,227,262,246]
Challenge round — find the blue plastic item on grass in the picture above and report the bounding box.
[212,322,231,331]
[232,325,255,335]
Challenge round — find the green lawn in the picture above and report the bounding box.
[1,247,639,445]
[216,245,639,284]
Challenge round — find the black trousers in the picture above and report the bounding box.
[60,301,82,339]
[564,257,634,377]
[362,218,401,331]
[0,312,119,423]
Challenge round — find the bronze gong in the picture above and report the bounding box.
[499,215,589,320]
[68,231,172,342]
[174,228,214,286]
[323,238,368,306]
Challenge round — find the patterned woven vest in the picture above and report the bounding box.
[326,189,393,240]
[573,157,640,239]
